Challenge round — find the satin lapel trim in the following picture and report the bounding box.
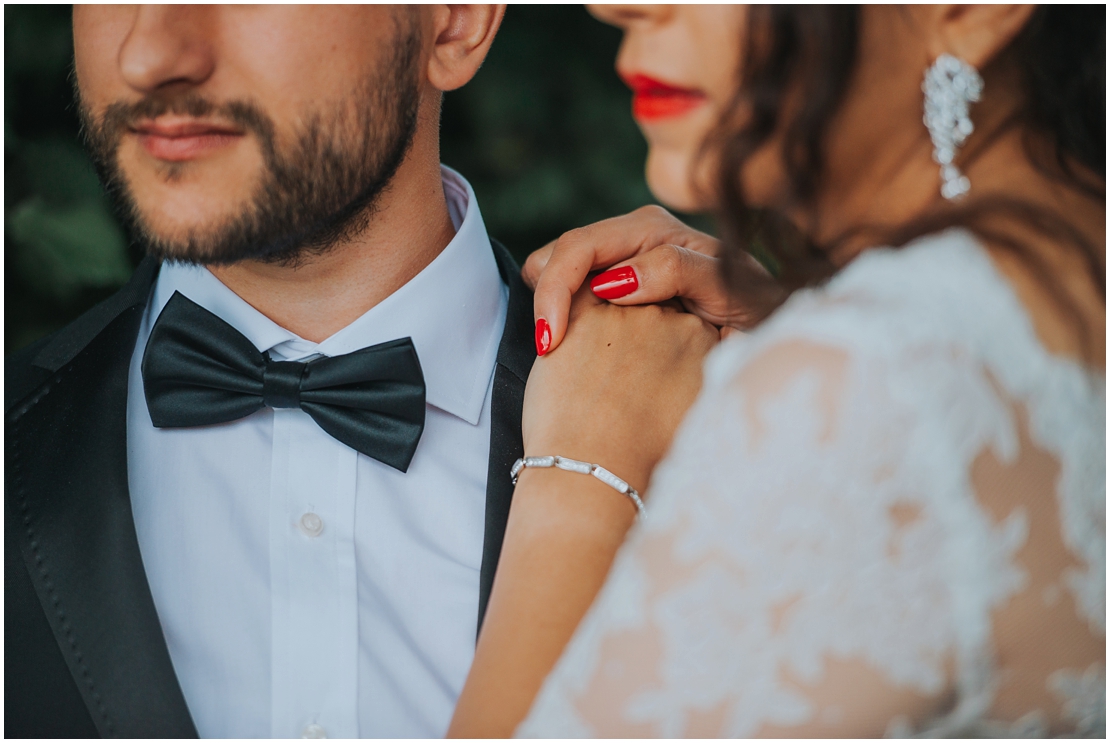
[477,241,536,632]
[7,271,198,737]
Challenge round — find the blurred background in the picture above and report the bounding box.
[7,5,706,354]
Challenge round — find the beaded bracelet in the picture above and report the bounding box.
[510,455,646,519]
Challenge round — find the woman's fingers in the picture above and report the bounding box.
[521,241,555,290]
[589,244,782,330]
[531,206,721,353]
[589,244,726,314]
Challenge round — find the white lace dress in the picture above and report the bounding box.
[518,229,1105,738]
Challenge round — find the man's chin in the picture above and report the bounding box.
[130,217,242,266]
[125,189,265,264]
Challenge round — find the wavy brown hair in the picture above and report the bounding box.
[711,5,1105,357]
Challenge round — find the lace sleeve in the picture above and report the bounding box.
[516,316,1102,737]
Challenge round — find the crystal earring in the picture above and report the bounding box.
[922,53,983,200]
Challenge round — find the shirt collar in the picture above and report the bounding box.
[149,165,507,426]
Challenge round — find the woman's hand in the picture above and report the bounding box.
[524,205,777,353]
[523,285,719,491]
[448,290,717,738]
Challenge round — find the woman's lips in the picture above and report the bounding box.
[622,73,707,121]
[132,118,244,162]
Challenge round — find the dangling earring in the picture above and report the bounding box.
[922,53,983,200]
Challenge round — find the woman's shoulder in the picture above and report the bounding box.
[688,230,1103,537]
[704,228,1101,406]
[680,227,1103,581]
[627,230,1105,734]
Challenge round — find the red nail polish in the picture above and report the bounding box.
[591,266,638,300]
[535,318,551,356]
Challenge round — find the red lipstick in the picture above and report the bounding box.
[132,117,244,162]
[622,73,707,121]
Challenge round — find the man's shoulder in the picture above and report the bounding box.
[488,238,522,289]
[5,334,58,415]
[489,238,536,386]
[6,258,159,416]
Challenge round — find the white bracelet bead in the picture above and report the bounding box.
[511,456,645,519]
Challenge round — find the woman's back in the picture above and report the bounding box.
[519,229,1105,737]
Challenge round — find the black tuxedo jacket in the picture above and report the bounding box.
[5,240,535,738]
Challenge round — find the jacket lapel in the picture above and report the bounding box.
[6,258,199,737]
[477,241,536,632]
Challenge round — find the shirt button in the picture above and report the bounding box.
[299,512,324,538]
[301,723,327,738]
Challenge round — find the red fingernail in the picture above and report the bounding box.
[535,318,551,356]
[591,266,638,300]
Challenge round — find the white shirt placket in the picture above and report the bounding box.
[269,406,360,738]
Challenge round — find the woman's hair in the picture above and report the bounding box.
[711,5,1106,348]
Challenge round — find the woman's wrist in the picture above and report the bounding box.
[512,466,639,537]
[513,455,645,518]
[521,442,653,497]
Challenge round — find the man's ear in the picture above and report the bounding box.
[426,5,506,92]
[921,4,1037,69]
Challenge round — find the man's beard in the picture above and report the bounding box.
[78,25,421,267]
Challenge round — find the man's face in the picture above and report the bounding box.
[73,6,424,266]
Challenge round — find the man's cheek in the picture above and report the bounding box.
[73,10,133,103]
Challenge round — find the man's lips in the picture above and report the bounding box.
[131,117,244,162]
[622,73,707,121]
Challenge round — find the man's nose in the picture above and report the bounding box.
[118,5,215,95]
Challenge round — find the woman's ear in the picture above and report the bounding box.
[923,4,1037,69]
[426,5,506,92]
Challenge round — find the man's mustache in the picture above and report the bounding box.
[88,93,275,148]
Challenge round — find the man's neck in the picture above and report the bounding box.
[207,158,457,344]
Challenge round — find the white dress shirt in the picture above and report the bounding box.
[127,167,508,738]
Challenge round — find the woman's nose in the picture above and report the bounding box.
[118,5,215,95]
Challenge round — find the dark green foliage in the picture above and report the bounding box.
[4,6,660,353]
[6,5,134,353]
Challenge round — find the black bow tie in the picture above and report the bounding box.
[142,291,426,472]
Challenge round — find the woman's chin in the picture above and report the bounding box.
[644,146,712,214]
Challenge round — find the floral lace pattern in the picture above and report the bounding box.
[518,230,1105,738]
